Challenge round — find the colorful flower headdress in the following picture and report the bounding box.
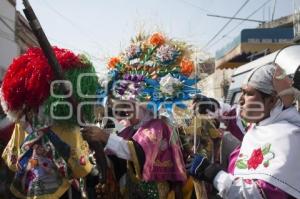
[0,47,99,125]
[106,32,200,112]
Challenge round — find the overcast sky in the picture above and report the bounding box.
[16,0,294,71]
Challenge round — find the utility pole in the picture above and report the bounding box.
[293,0,300,42]
[271,0,277,21]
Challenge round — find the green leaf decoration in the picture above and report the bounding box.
[262,144,271,155]
[236,159,247,169]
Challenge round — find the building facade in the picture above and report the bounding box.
[0,0,38,81]
[205,14,297,102]
[197,68,234,101]
[16,11,39,54]
[0,0,19,81]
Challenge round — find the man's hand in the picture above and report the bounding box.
[186,154,210,177]
[186,154,222,183]
[80,126,110,144]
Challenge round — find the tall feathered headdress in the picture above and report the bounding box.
[104,32,201,114]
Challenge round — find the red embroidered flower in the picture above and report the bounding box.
[247,148,263,169]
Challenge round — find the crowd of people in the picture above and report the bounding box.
[0,32,299,199]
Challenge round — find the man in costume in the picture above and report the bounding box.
[81,32,201,198]
[0,47,99,198]
[187,63,300,199]
[174,95,223,199]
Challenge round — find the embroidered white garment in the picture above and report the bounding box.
[234,103,300,198]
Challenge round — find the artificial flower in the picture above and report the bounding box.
[108,57,120,69]
[159,74,182,96]
[105,32,200,110]
[125,44,142,60]
[149,33,165,46]
[180,57,194,76]
[156,44,179,64]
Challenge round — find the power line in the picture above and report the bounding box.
[40,0,105,50]
[48,36,101,60]
[201,0,251,50]
[206,0,272,50]
[226,0,272,34]
[0,14,102,63]
[207,14,264,23]
[271,0,277,21]
[34,0,109,63]
[179,0,211,13]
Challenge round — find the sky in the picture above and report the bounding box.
[16,0,294,71]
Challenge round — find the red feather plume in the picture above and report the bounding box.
[1,47,81,112]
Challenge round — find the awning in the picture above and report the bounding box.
[215,27,294,69]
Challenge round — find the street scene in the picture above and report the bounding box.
[0,0,300,198]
